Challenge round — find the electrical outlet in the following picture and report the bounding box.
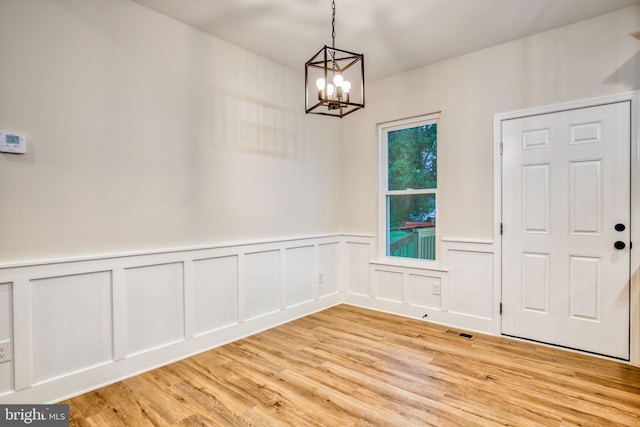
[432,282,441,295]
[0,340,11,363]
[318,272,324,283]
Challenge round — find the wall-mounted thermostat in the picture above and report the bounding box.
[0,131,27,154]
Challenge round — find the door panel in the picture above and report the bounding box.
[501,102,630,360]
[570,160,601,234]
[523,164,549,232]
[522,253,549,313]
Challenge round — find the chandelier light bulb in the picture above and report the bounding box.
[342,80,351,93]
[333,74,344,87]
[316,78,325,90]
[327,83,335,96]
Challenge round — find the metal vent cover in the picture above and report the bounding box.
[445,329,475,339]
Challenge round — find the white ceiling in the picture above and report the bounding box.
[131,0,640,80]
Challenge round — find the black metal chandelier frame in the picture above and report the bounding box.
[305,0,365,118]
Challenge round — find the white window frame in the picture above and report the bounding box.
[377,112,440,266]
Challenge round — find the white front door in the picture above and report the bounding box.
[501,101,631,360]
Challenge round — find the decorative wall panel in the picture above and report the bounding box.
[318,243,340,297]
[193,256,239,335]
[31,272,113,384]
[0,234,497,403]
[407,274,441,309]
[375,269,404,303]
[0,283,13,395]
[125,263,185,356]
[244,250,280,320]
[346,242,371,296]
[448,250,493,319]
[284,246,314,308]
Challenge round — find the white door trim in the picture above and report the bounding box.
[493,91,640,366]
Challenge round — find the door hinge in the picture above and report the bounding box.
[500,223,503,235]
[499,142,503,155]
[499,302,503,315]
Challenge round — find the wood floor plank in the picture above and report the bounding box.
[61,305,640,426]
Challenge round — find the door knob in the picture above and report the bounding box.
[615,223,626,232]
[614,241,626,250]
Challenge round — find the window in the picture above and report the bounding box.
[378,113,439,262]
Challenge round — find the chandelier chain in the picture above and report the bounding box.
[331,0,336,48]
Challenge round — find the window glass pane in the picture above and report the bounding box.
[387,194,436,260]
[387,124,437,191]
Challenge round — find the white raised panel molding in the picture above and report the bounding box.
[193,256,239,336]
[125,263,185,357]
[441,239,495,333]
[31,272,114,385]
[284,246,315,309]
[0,283,13,396]
[0,233,530,403]
[407,274,442,310]
[318,243,340,298]
[3,226,633,403]
[374,270,404,303]
[446,251,494,320]
[345,237,374,296]
[368,263,446,314]
[112,268,127,362]
[183,260,196,340]
[0,233,504,402]
[360,239,495,334]
[244,250,280,321]
[0,235,344,403]
[13,279,31,392]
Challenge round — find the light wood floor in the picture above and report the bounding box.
[62,305,640,426]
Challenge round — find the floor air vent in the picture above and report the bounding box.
[445,329,475,339]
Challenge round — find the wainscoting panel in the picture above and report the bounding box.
[407,274,442,309]
[374,269,404,303]
[125,263,185,357]
[193,256,239,336]
[318,243,340,297]
[244,250,281,320]
[447,250,494,320]
[365,263,447,319]
[345,239,373,296]
[0,234,501,403]
[283,246,315,309]
[31,272,113,385]
[348,239,496,334]
[0,235,345,403]
[0,282,13,395]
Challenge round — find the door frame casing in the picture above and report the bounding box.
[493,91,640,366]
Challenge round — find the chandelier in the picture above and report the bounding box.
[305,0,365,118]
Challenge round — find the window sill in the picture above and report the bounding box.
[370,258,448,273]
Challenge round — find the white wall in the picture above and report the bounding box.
[341,5,640,239]
[0,0,341,264]
[339,6,640,359]
[0,1,347,400]
[1,0,639,404]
